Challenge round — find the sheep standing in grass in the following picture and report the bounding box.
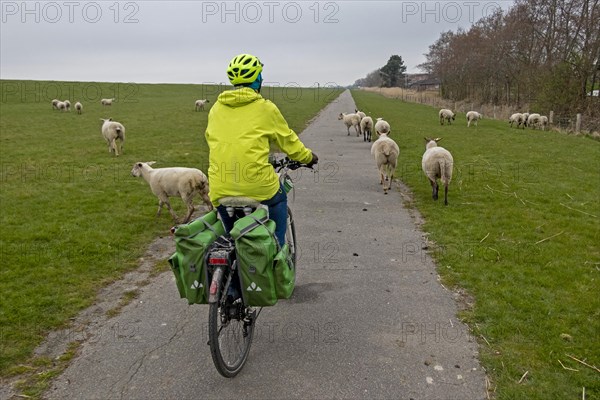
[422,137,454,205]
[338,112,361,136]
[439,109,455,125]
[75,102,83,114]
[466,111,482,127]
[370,131,399,194]
[509,113,525,129]
[195,99,210,111]
[131,161,213,223]
[63,100,71,111]
[55,101,68,112]
[527,113,541,129]
[101,98,115,106]
[360,116,374,142]
[522,112,530,127]
[539,115,548,130]
[100,118,125,156]
[374,118,391,135]
[51,99,60,109]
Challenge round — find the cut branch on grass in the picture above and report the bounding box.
[535,231,564,245]
[566,354,600,374]
[559,203,598,218]
[480,233,490,243]
[518,370,529,384]
[558,359,579,372]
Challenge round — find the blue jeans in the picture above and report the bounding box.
[217,184,287,246]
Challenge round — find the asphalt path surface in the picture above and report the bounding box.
[44,90,487,399]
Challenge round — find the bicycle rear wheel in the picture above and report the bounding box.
[208,266,255,378]
[286,206,297,267]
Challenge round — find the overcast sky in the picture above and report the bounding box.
[1,0,515,87]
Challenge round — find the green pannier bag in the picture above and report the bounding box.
[168,210,225,304]
[273,243,295,299]
[230,208,278,307]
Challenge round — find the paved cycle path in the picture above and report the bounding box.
[45,90,487,399]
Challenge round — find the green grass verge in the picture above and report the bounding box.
[0,80,342,377]
[353,89,599,399]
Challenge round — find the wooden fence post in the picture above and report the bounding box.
[576,114,582,133]
[549,110,554,125]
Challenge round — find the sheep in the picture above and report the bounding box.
[509,113,525,129]
[355,109,366,120]
[194,99,210,111]
[100,118,125,156]
[522,112,530,127]
[360,116,374,142]
[101,98,115,106]
[55,101,68,112]
[539,115,548,130]
[338,112,361,136]
[51,99,60,109]
[374,117,391,135]
[370,131,399,194]
[466,111,483,127]
[131,161,213,223]
[75,102,82,114]
[62,100,71,111]
[422,137,454,206]
[527,113,541,129]
[439,109,455,125]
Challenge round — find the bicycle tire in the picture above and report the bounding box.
[208,266,254,378]
[286,206,297,267]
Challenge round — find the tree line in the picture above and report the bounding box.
[419,0,599,122]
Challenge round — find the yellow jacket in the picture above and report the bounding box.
[205,87,313,206]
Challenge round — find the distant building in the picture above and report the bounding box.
[407,75,441,91]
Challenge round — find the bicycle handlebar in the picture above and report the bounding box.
[270,157,313,171]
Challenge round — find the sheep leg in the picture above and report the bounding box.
[356,125,361,137]
[111,139,120,156]
[347,126,350,136]
[444,184,449,206]
[201,192,214,211]
[157,196,178,221]
[430,179,439,201]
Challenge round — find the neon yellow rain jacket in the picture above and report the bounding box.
[205,87,313,206]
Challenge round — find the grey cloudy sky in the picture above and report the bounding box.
[0,1,514,87]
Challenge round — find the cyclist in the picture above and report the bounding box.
[205,53,318,246]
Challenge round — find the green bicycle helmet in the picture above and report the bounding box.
[227,53,263,86]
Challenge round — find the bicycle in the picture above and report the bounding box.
[205,156,312,377]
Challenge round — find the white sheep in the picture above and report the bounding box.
[131,161,213,223]
[509,113,525,129]
[100,118,125,156]
[63,100,71,111]
[51,99,60,110]
[370,131,399,194]
[522,112,530,127]
[195,99,210,111]
[527,113,541,129]
[374,117,391,135]
[75,102,83,114]
[101,98,115,106]
[360,116,374,142]
[539,115,548,130]
[55,101,68,112]
[355,109,366,120]
[466,111,482,127]
[338,112,362,136]
[422,137,454,205]
[439,109,455,125]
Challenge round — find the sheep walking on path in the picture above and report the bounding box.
[100,118,125,156]
[360,116,374,142]
[338,112,362,136]
[371,131,399,194]
[131,161,213,223]
[422,137,454,206]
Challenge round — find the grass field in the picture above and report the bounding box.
[0,80,342,378]
[353,90,600,399]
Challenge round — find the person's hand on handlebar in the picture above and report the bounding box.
[307,152,318,168]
